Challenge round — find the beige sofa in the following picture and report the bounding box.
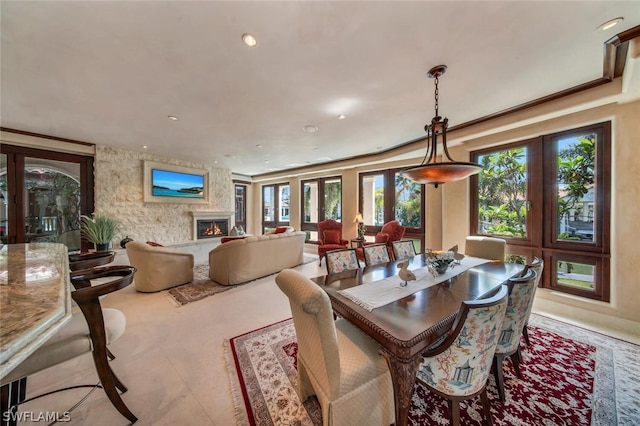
[209,231,306,285]
[125,241,194,292]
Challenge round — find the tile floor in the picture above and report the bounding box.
[15,256,638,425]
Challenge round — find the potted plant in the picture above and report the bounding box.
[80,213,120,251]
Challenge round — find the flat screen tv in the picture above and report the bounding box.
[151,169,204,198]
[143,160,209,204]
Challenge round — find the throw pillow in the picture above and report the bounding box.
[146,241,164,247]
[323,230,341,245]
[375,232,390,244]
[275,226,289,234]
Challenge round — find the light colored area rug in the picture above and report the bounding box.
[224,313,640,426]
[165,256,316,307]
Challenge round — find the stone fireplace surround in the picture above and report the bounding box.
[113,211,236,266]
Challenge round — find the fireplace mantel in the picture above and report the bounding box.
[190,211,235,240]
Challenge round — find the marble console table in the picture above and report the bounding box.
[0,243,72,380]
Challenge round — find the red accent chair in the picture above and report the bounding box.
[317,219,348,265]
[357,220,406,261]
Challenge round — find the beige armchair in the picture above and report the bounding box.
[275,269,395,426]
[125,241,194,292]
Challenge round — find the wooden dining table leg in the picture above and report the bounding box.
[381,350,420,426]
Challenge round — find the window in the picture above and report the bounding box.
[262,183,289,233]
[471,122,611,301]
[359,169,425,251]
[234,183,247,231]
[301,177,342,241]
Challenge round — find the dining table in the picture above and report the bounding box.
[310,253,524,426]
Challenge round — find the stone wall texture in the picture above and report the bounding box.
[95,146,233,245]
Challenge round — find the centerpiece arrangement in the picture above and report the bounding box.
[425,249,455,275]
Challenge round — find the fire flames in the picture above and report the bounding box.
[203,223,223,236]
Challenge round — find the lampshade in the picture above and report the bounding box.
[400,65,482,188]
[353,213,363,223]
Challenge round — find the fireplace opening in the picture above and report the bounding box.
[197,219,228,239]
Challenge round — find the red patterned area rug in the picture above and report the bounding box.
[224,314,639,426]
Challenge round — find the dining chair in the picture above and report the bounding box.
[521,257,544,346]
[0,266,138,424]
[317,219,349,266]
[325,248,360,274]
[275,269,395,426]
[391,239,416,261]
[464,236,506,260]
[362,243,391,266]
[416,284,509,426]
[492,267,538,402]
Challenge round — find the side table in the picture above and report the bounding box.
[350,238,365,248]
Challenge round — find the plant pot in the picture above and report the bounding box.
[95,243,110,252]
[434,263,450,275]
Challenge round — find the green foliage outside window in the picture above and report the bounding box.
[394,174,421,227]
[477,148,527,237]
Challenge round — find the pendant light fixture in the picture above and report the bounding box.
[401,65,482,188]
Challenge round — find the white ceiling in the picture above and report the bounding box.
[1,1,639,177]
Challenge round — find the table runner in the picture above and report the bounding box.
[337,256,490,311]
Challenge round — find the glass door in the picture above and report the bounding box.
[24,158,82,251]
[1,144,94,253]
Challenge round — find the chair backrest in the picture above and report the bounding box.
[464,236,506,260]
[317,219,343,245]
[496,267,538,354]
[68,250,115,271]
[325,248,360,273]
[275,269,341,398]
[419,285,509,397]
[391,240,416,260]
[521,257,544,323]
[363,243,391,266]
[380,220,406,243]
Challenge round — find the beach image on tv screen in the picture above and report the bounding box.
[151,169,204,198]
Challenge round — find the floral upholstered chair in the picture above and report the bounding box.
[521,257,544,346]
[275,269,395,426]
[416,285,509,425]
[317,219,349,265]
[362,243,391,266]
[325,248,360,274]
[391,240,416,260]
[492,267,538,402]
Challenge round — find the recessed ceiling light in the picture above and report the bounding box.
[303,125,319,133]
[242,33,257,47]
[256,144,263,148]
[597,17,623,31]
[168,115,178,121]
[338,114,346,120]
[142,145,148,149]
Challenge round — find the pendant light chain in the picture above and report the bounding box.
[433,75,439,117]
